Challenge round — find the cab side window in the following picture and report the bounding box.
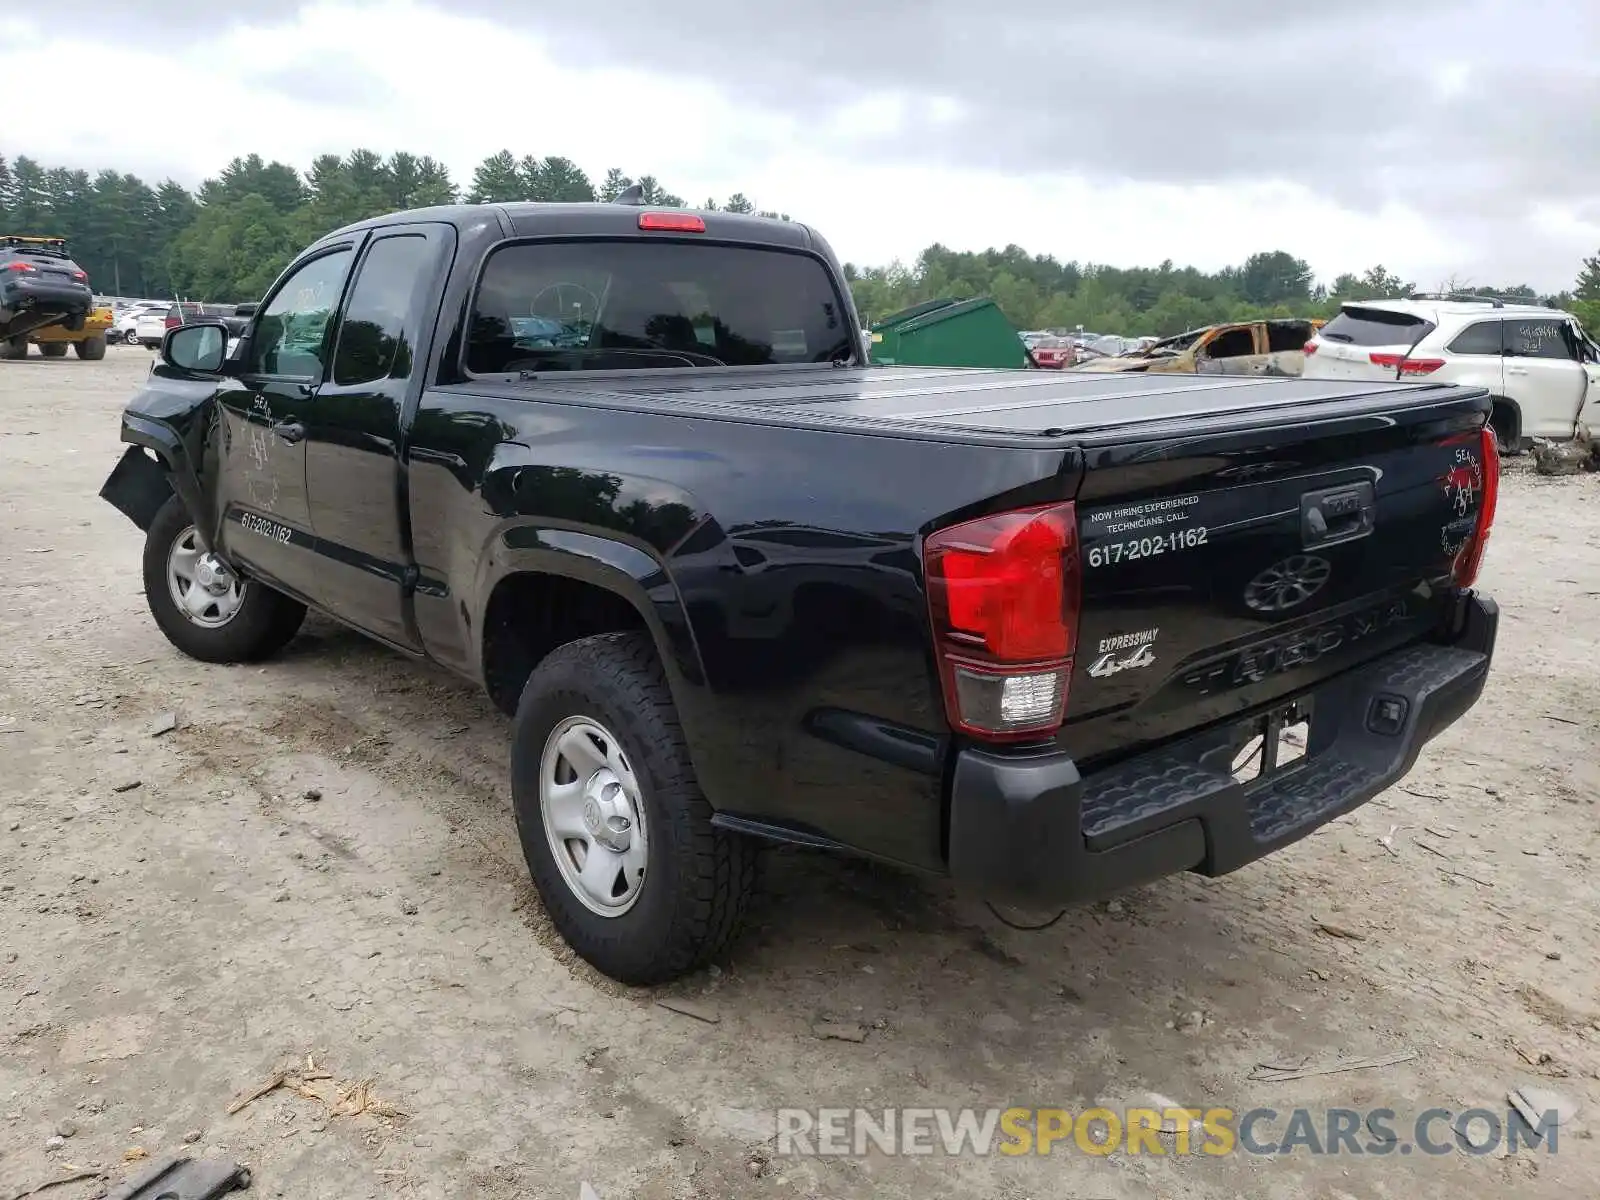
[245,249,354,378]
[331,235,430,386]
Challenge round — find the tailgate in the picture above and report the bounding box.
[1061,386,1493,764]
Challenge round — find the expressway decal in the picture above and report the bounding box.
[1097,628,1159,653]
[1086,627,1160,678]
[1086,525,1209,569]
[240,512,292,543]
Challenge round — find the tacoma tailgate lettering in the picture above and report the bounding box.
[1180,596,1412,696]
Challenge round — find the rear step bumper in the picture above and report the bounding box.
[948,592,1498,909]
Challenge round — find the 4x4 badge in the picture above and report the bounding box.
[1087,642,1156,679]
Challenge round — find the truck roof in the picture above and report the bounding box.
[322,201,815,251]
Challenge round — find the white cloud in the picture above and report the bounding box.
[1,1,1589,292]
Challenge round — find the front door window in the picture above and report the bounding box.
[245,250,354,379]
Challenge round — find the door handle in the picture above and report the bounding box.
[1507,367,1529,376]
[272,421,306,444]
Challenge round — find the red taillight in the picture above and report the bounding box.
[1369,352,1444,376]
[4,262,36,272]
[1398,358,1444,376]
[1451,426,1499,588]
[923,501,1080,742]
[638,211,705,232]
[1303,340,1318,355]
[71,270,87,282]
[164,316,180,328]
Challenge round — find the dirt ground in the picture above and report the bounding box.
[2,347,1597,1200]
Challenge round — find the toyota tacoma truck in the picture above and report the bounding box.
[98,197,1501,986]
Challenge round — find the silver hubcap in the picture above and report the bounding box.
[167,527,245,627]
[540,716,648,917]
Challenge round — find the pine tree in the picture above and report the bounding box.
[466,151,522,204]
[1576,252,1600,301]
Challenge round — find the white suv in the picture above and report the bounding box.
[112,300,171,345]
[1302,294,1600,452]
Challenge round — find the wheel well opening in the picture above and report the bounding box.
[482,573,649,715]
[1490,398,1521,449]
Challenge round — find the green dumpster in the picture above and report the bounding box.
[867,297,1031,369]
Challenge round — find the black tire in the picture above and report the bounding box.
[141,496,307,663]
[74,334,107,360]
[0,336,27,359]
[39,343,68,358]
[510,631,757,985]
[124,329,140,344]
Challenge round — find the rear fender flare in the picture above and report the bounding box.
[473,529,715,770]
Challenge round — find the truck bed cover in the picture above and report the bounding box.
[458,366,1483,446]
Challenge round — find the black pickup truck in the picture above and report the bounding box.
[99,197,1501,985]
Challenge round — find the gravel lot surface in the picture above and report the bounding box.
[3,348,1598,1199]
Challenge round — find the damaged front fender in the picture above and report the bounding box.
[99,371,224,550]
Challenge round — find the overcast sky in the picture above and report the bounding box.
[4,0,1597,291]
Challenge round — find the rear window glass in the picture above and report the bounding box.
[466,240,853,375]
[1321,307,1434,347]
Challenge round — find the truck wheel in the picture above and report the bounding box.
[141,496,306,664]
[74,335,107,360]
[510,631,757,985]
[39,343,68,358]
[0,337,27,359]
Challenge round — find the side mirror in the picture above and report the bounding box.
[161,321,229,373]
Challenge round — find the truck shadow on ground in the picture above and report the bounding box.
[265,614,1346,1085]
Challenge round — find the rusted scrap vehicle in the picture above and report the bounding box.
[1072,318,1324,376]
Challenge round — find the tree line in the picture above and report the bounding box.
[2,148,1596,337]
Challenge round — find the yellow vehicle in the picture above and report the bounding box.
[25,304,113,359]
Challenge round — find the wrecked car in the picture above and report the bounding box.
[1071,318,1324,376]
[100,198,1499,987]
